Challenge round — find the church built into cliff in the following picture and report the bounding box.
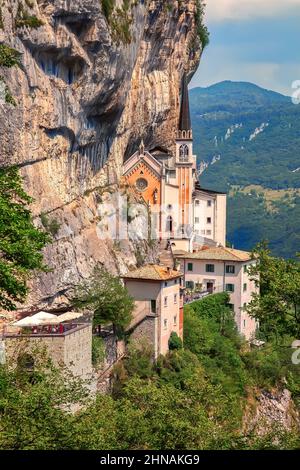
[123,75,258,341]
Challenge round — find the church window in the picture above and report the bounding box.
[166,216,173,233]
[207,200,212,207]
[179,144,189,162]
[136,177,148,192]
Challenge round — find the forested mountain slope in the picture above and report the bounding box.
[190,81,300,257]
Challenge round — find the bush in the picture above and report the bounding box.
[195,0,210,49]
[0,44,21,67]
[168,332,183,351]
[184,302,247,397]
[92,336,105,367]
[15,3,44,29]
[0,77,16,106]
[101,0,115,21]
[40,212,61,236]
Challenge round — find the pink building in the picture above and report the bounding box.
[123,265,183,358]
[176,247,259,340]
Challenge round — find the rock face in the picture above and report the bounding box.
[0,1,202,310]
[245,388,300,435]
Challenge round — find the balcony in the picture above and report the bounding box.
[184,285,225,305]
[2,323,88,338]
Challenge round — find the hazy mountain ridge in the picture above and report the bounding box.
[191,81,300,191]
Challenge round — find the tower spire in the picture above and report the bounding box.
[178,73,191,132]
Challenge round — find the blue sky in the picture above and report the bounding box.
[190,0,300,96]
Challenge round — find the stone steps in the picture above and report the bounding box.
[159,249,174,269]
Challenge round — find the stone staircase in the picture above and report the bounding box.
[158,241,175,269]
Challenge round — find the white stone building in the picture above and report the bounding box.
[176,247,258,340]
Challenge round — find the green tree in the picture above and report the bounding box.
[168,332,183,351]
[0,347,89,450]
[0,166,50,310]
[72,266,134,336]
[247,243,300,340]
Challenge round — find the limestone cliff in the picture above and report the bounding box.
[0,0,202,310]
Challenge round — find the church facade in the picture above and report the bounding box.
[123,74,226,252]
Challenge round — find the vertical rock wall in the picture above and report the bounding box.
[0,0,202,310]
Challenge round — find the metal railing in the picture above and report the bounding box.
[2,323,88,338]
[184,285,225,305]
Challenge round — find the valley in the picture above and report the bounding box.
[190,81,300,258]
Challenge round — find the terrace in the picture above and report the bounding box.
[184,284,225,305]
[1,311,89,338]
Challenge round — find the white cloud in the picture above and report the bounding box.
[205,0,300,22]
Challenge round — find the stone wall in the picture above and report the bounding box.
[130,315,158,357]
[4,324,92,378]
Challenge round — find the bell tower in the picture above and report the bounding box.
[175,74,196,237]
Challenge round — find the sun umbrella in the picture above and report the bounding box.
[13,316,44,327]
[32,312,58,321]
[57,312,82,323]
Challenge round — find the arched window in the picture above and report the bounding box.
[166,216,173,234]
[179,144,189,162]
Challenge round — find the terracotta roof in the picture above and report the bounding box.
[175,246,253,262]
[123,264,183,281]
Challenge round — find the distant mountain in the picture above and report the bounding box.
[190,81,300,258]
[190,81,300,191]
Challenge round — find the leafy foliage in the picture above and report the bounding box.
[0,77,16,106]
[40,212,61,236]
[0,44,21,67]
[0,167,50,310]
[101,0,134,44]
[0,348,89,450]
[0,6,4,30]
[72,266,134,336]
[195,0,210,49]
[91,336,105,367]
[15,2,44,29]
[184,295,247,399]
[168,331,183,350]
[246,243,300,339]
[101,0,115,21]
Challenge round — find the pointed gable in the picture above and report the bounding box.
[123,149,163,206]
